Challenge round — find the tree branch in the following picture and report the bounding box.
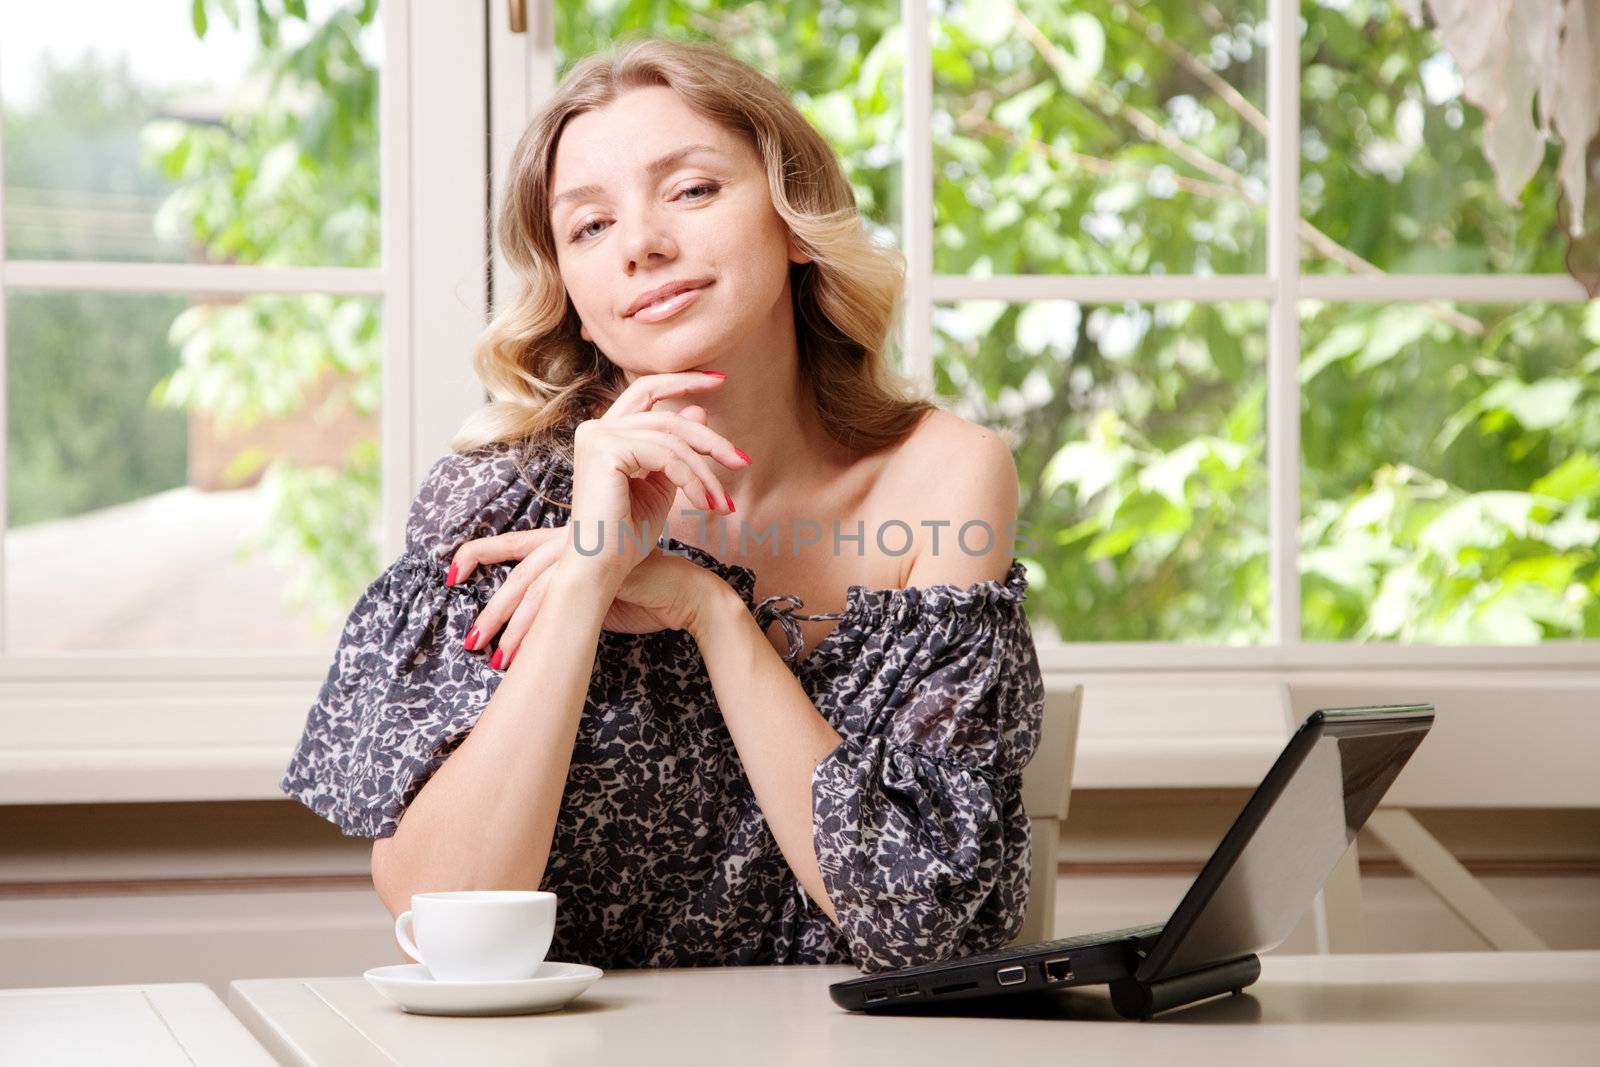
[1003,0,1486,338]
[1122,2,1268,137]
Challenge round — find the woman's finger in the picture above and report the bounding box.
[466,534,566,650]
[600,371,726,420]
[607,428,734,514]
[655,428,735,513]
[624,409,747,474]
[450,528,559,584]
[495,564,558,669]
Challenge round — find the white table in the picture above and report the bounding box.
[227,950,1600,1066]
[0,982,279,1066]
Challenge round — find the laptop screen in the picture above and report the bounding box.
[1136,705,1434,983]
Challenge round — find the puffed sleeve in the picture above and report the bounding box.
[278,439,571,838]
[809,560,1045,973]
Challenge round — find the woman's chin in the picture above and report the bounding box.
[629,329,728,366]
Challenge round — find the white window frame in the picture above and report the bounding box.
[485,0,1600,676]
[0,0,1590,806]
[901,0,1596,674]
[0,0,493,801]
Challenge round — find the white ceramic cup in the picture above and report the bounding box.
[394,890,557,982]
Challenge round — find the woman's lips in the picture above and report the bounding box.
[630,282,711,324]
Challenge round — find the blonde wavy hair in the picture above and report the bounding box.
[449,33,938,489]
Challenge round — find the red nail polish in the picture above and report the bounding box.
[446,562,458,587]
[734,447,750,465]
[465,627,481,651]
[704,489,716,511]
[490,648,503,670]
[725,493,735,513]
[703,371,725,379]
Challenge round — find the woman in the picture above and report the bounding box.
[280,34,1045,975]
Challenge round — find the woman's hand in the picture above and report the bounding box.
[446,372,750,666]
[449,527,723,668]
[565,371,748,587]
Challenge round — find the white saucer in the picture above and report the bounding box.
[363,961,604,1016]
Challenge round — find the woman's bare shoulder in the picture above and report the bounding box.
[875,408,1020,586]
[880,407,1016,492]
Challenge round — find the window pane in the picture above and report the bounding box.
[4,289,382,654]
[936,300,1269,642]
[0,0,382,266]
[931,0,1268,276]
[1300,1,1565,274]
[554,1,903,245]
[1300,301,1600,642]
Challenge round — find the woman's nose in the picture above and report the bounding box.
[620,210,677,271]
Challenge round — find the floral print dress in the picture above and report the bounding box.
[280,433,1046,973]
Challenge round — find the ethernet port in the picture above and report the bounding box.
[1043,956,1075,983]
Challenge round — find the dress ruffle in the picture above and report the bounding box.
[804,588,1045,971]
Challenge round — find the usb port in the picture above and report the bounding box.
[895,984,919,997]
[864,990,889,1004]
[1043,956,1075,983]
[996,965,1026,986]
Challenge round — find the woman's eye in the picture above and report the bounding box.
[569,183,718,242]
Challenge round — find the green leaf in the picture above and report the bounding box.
[1530,451,1600,502]
[803,90,857,146]
[223,445,272,484]
[1498,554,1580,592]
[1053,13,1106,94]
[1043,439,1124,500]
[1300,320,1368,383]
[1350,304,1435,373]
[993,82,1055,133]
[1478,377,1583,431]
[191,0,207,38]
[1417,492,1537,557]
[1367,564,1427,637]
[1085,523,1139,561]
[1138,439,1208,508]
[952,1,1011,49]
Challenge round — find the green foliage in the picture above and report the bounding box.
[922,0,1594,643]
[1300,300,1600,641]
[1300,0,1565,273]
[6,0,1590,645]
[938,300,1270,642]
[5,292,190,526]
[1,52,180,261]
[146,1,379,268]
[236,435,383,626]
[931,0,1268,276]
[151,0,383,630]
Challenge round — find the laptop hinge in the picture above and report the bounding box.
[1107,953,1262,1021]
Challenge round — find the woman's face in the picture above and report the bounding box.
[548,85,810,374]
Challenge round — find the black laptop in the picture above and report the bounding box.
[829,703,1435,1020]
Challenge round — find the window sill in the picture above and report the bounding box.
[1,666,1594,805]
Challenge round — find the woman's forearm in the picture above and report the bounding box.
[691,584,846,925]
[373,556,620,917]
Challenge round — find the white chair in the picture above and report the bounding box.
[1286,676,1600,952]
[1008,684,1084,947]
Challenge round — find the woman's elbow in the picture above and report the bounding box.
[371,834,407,918]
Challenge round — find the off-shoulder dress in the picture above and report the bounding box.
[279,433,1046,974]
